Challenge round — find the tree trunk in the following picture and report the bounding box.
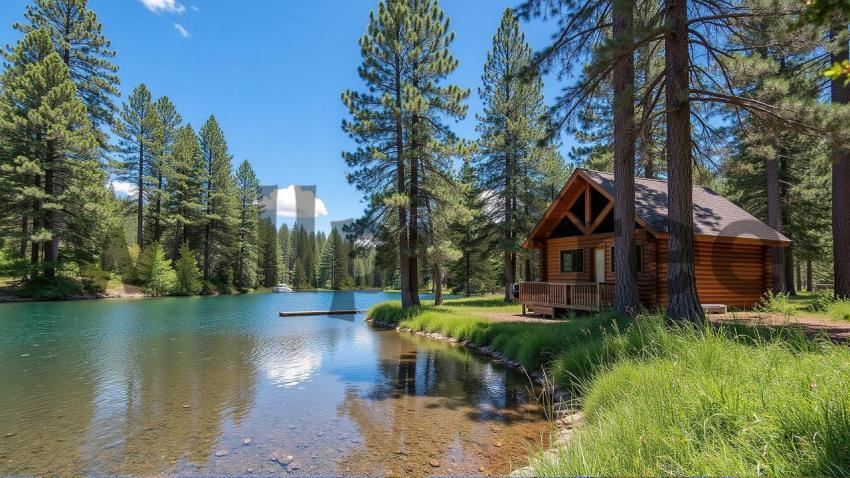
[806,259,813,292]
[796,259,802,291]
[30,176,40,277]
[832,23,850,300]
[43,144,58,279]
[664,0,703,322]
[203,223,211,282]
[409,122,420,307]
[464,250,471,297]
[766,153,785,293]
[137,143,145,249]
[19,216,28,259]
[395,63,413,309]
[154,172,163,242]
[504,152,515,302]
[433,263,443,306]
[613,0,640,316]
[784,244,796,296]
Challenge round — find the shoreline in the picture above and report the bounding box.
[365,316,581,475]
[0,286,391,304]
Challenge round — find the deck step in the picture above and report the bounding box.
[701,304,727,314]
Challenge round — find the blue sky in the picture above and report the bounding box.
[0,0,575,231]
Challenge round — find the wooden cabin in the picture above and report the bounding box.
[520,169,790,316]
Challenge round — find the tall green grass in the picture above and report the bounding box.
[530,321,850,476]
[369,297,850,476]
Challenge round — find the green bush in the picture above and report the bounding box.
[140,244,175,296]
[173,244,202,296]
[756,291,796,315]
[808,292,835,312]
[16,276,83,300]
[80,263,111,294]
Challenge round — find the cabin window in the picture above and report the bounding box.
[610,244,643,273]
[560,249,584,273]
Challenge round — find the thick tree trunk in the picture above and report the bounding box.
[137,144,145,249]
[832,24,850,300]
[154,172,162,242]
[30,176,40,277]
[766,154,785,293]
[806,259,813,292]
[664,0,703,322]
[613,0,640,316]
[409,115,421,307]
[395,66,413,309]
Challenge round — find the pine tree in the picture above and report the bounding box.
[256,218,280,287]
[343,0,415,308]
[0,29,100,278]
[475,9,549,301]
[318,228,351,289]
[277,223,292,282]
[174,243,202,296]
[164,125,205,262]
[199,115,235,281]
[404,0,469,306]
[234,160,260,290]
[114,84,156,249]
[147,96,181,243]
[139,242,175,296]
[13,0,120,133]
[831,22,850,299]
[448,158,495,296]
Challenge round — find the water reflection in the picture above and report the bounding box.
[0,293,549,476]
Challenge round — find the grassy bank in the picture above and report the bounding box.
[368,297,850,476]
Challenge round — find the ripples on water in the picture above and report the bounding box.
[0,292,549,476]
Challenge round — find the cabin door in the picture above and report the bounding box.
[594,247,605,283]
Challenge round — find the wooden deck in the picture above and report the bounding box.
[518,281,614,316]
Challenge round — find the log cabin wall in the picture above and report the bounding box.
[655,238,770,308]
[544,230,657,306]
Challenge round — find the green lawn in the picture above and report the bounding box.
[369,296,850,476]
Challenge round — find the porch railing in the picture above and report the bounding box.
[518,282,614,312]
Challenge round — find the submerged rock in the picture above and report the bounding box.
[242,438,252,445]
[214,450,228,457]
[429,459,441,467]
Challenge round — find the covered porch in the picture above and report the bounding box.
[519,281,614,316]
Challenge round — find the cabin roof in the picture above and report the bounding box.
[525,168,790,247]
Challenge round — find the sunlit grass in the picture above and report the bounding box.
[369,296,850,476]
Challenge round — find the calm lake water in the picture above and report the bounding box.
[0,292,549,476]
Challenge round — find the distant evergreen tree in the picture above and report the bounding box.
[256,218,280,287]
[277,223,292,282]
[318,228,352,289]
[139,242,175,296]
[292,257,308,289]
[234,160,260,290]
[114,84,156,248]
[164,125,204,262]
[448,158,495,296]
[199,115,235,281]
[173,243,202,295]
[474,9,553,300]
[147,96,181,243]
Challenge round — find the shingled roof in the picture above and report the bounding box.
[527,169,790,245]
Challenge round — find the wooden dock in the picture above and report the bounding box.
[279,309,364,317]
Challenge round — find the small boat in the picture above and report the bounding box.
[272,283,293,293]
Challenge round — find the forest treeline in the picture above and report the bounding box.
[0,0,367,298]
[0,0,847,309]
[343,0,850,318]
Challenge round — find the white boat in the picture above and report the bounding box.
[272,283,293,293]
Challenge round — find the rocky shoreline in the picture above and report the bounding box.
[365,317,581,476]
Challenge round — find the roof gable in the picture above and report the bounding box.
[525,169,790,246]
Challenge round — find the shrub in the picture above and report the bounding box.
[80,263,111,293]
[16,276,83,300]
[755,291,796,315]
[140,244,175,296]
[808,292,834,312]
[173,244,202,296]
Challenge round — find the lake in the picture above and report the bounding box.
[0,291,549,476]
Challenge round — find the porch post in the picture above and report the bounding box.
[538,240,548,282]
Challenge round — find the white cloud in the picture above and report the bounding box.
[111,180,135,197]
[190,5,200,11]
[174,23,191,38]
[140,0,186,13]
[259,185,329,219]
